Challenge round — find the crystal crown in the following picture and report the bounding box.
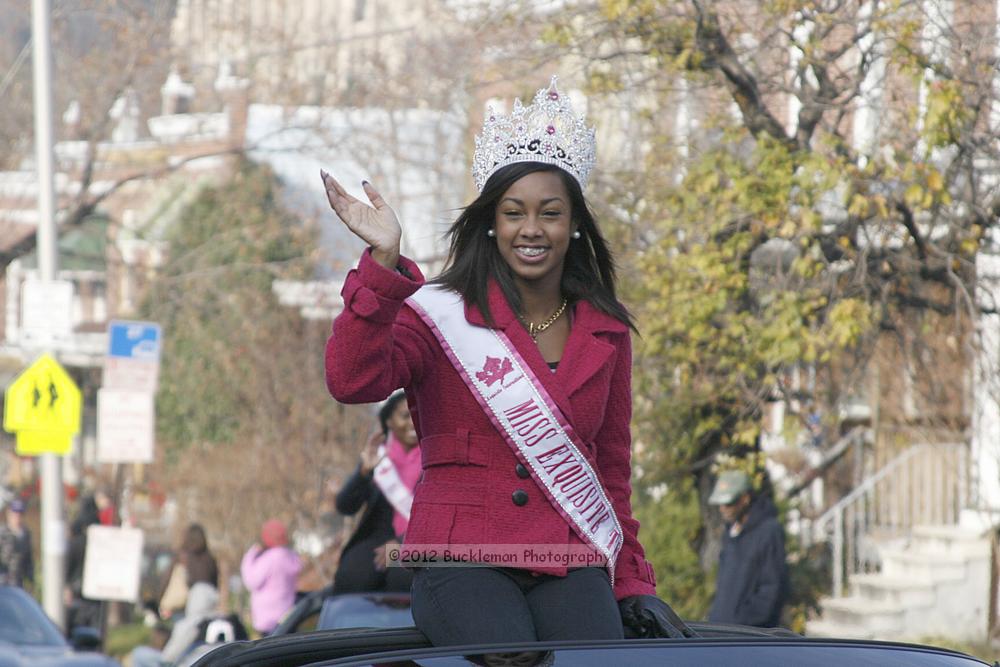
[472,76,597,192]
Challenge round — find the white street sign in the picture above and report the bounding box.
[103,320,162,393]
[20,279,73,346]
[97,389,154,463]
[103,357,160,394]
[82,525,144,602]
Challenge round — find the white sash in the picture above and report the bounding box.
[373,444,414,521]
[406,285,622,581]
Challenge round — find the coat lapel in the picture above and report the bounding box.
[463,283,626,428]
[560,302,619,398]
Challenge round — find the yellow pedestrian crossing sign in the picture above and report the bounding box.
[3,354,81,455]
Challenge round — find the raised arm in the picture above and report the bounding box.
[321,171,435,403]
[335,430,384,515]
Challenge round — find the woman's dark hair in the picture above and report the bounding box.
[435,162,634,330]
[378,391,407,436]
[182,523,208,553]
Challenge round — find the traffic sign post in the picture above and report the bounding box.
[103,320,162,393]
[13,430,72,456]
[108,321,161,360]
[81,525,144,602]
[3,353,81,456]
[99,320,161,465]
[97,389,154,464]
[20,279,73,347]
[30,0,66,628]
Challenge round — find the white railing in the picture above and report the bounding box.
[801,442,971,596]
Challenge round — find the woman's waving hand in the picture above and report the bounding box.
[321,170,401,269]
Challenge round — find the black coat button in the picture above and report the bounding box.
[512,489,529,506]
[515,463,530,479]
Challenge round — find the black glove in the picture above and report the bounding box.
[618,595,698,639]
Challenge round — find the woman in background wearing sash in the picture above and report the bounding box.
[332,391,419,594]
[322,78,687,646]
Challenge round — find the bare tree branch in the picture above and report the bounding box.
[690,0,794,148]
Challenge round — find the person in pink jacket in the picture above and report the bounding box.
[240,519,301,635]
[322,77,691,648]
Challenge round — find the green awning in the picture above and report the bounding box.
[21,216,108,272]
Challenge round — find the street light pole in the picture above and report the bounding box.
[31,0,66,628]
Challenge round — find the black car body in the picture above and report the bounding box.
[0,585,120,666]
[192,624,991,667]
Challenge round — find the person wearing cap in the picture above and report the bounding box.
[240,518,302,636]
[707,470,789,628]
[0,499,33,589]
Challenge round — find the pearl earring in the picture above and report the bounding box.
[487,229,496,237]
[572,231,581,239]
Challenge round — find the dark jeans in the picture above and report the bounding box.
[411,566,623,646]
[66,597,102,634]
[332,535,412,594]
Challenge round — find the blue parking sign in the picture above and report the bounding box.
[108,321,161,361]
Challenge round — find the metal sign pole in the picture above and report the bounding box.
[31,0,66,629]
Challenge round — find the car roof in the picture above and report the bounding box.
[191,623,986,667]
[0,585,71,647]
[193,627,426,666]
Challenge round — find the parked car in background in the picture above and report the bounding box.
[271,588,412,636]
[0,585,120,666]
[315,593,412,632]
[192,623,991,667]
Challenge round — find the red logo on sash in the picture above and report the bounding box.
[476,356,514,387]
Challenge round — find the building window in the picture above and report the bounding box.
[354,0,366,22]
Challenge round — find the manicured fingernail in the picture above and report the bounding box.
[320,169,328,179]
[362,180,370,186]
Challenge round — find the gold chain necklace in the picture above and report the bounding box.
[520,299,568,341]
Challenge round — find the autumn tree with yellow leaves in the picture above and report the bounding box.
[544,0,1000,619]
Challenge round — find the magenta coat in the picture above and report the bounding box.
[325,250,657,601]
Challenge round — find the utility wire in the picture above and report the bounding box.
[0,39,31,100]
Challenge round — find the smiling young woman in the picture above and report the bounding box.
[321,77,690,648]
[493,171,574,287]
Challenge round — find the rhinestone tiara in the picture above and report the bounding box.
[472,76,597,192]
